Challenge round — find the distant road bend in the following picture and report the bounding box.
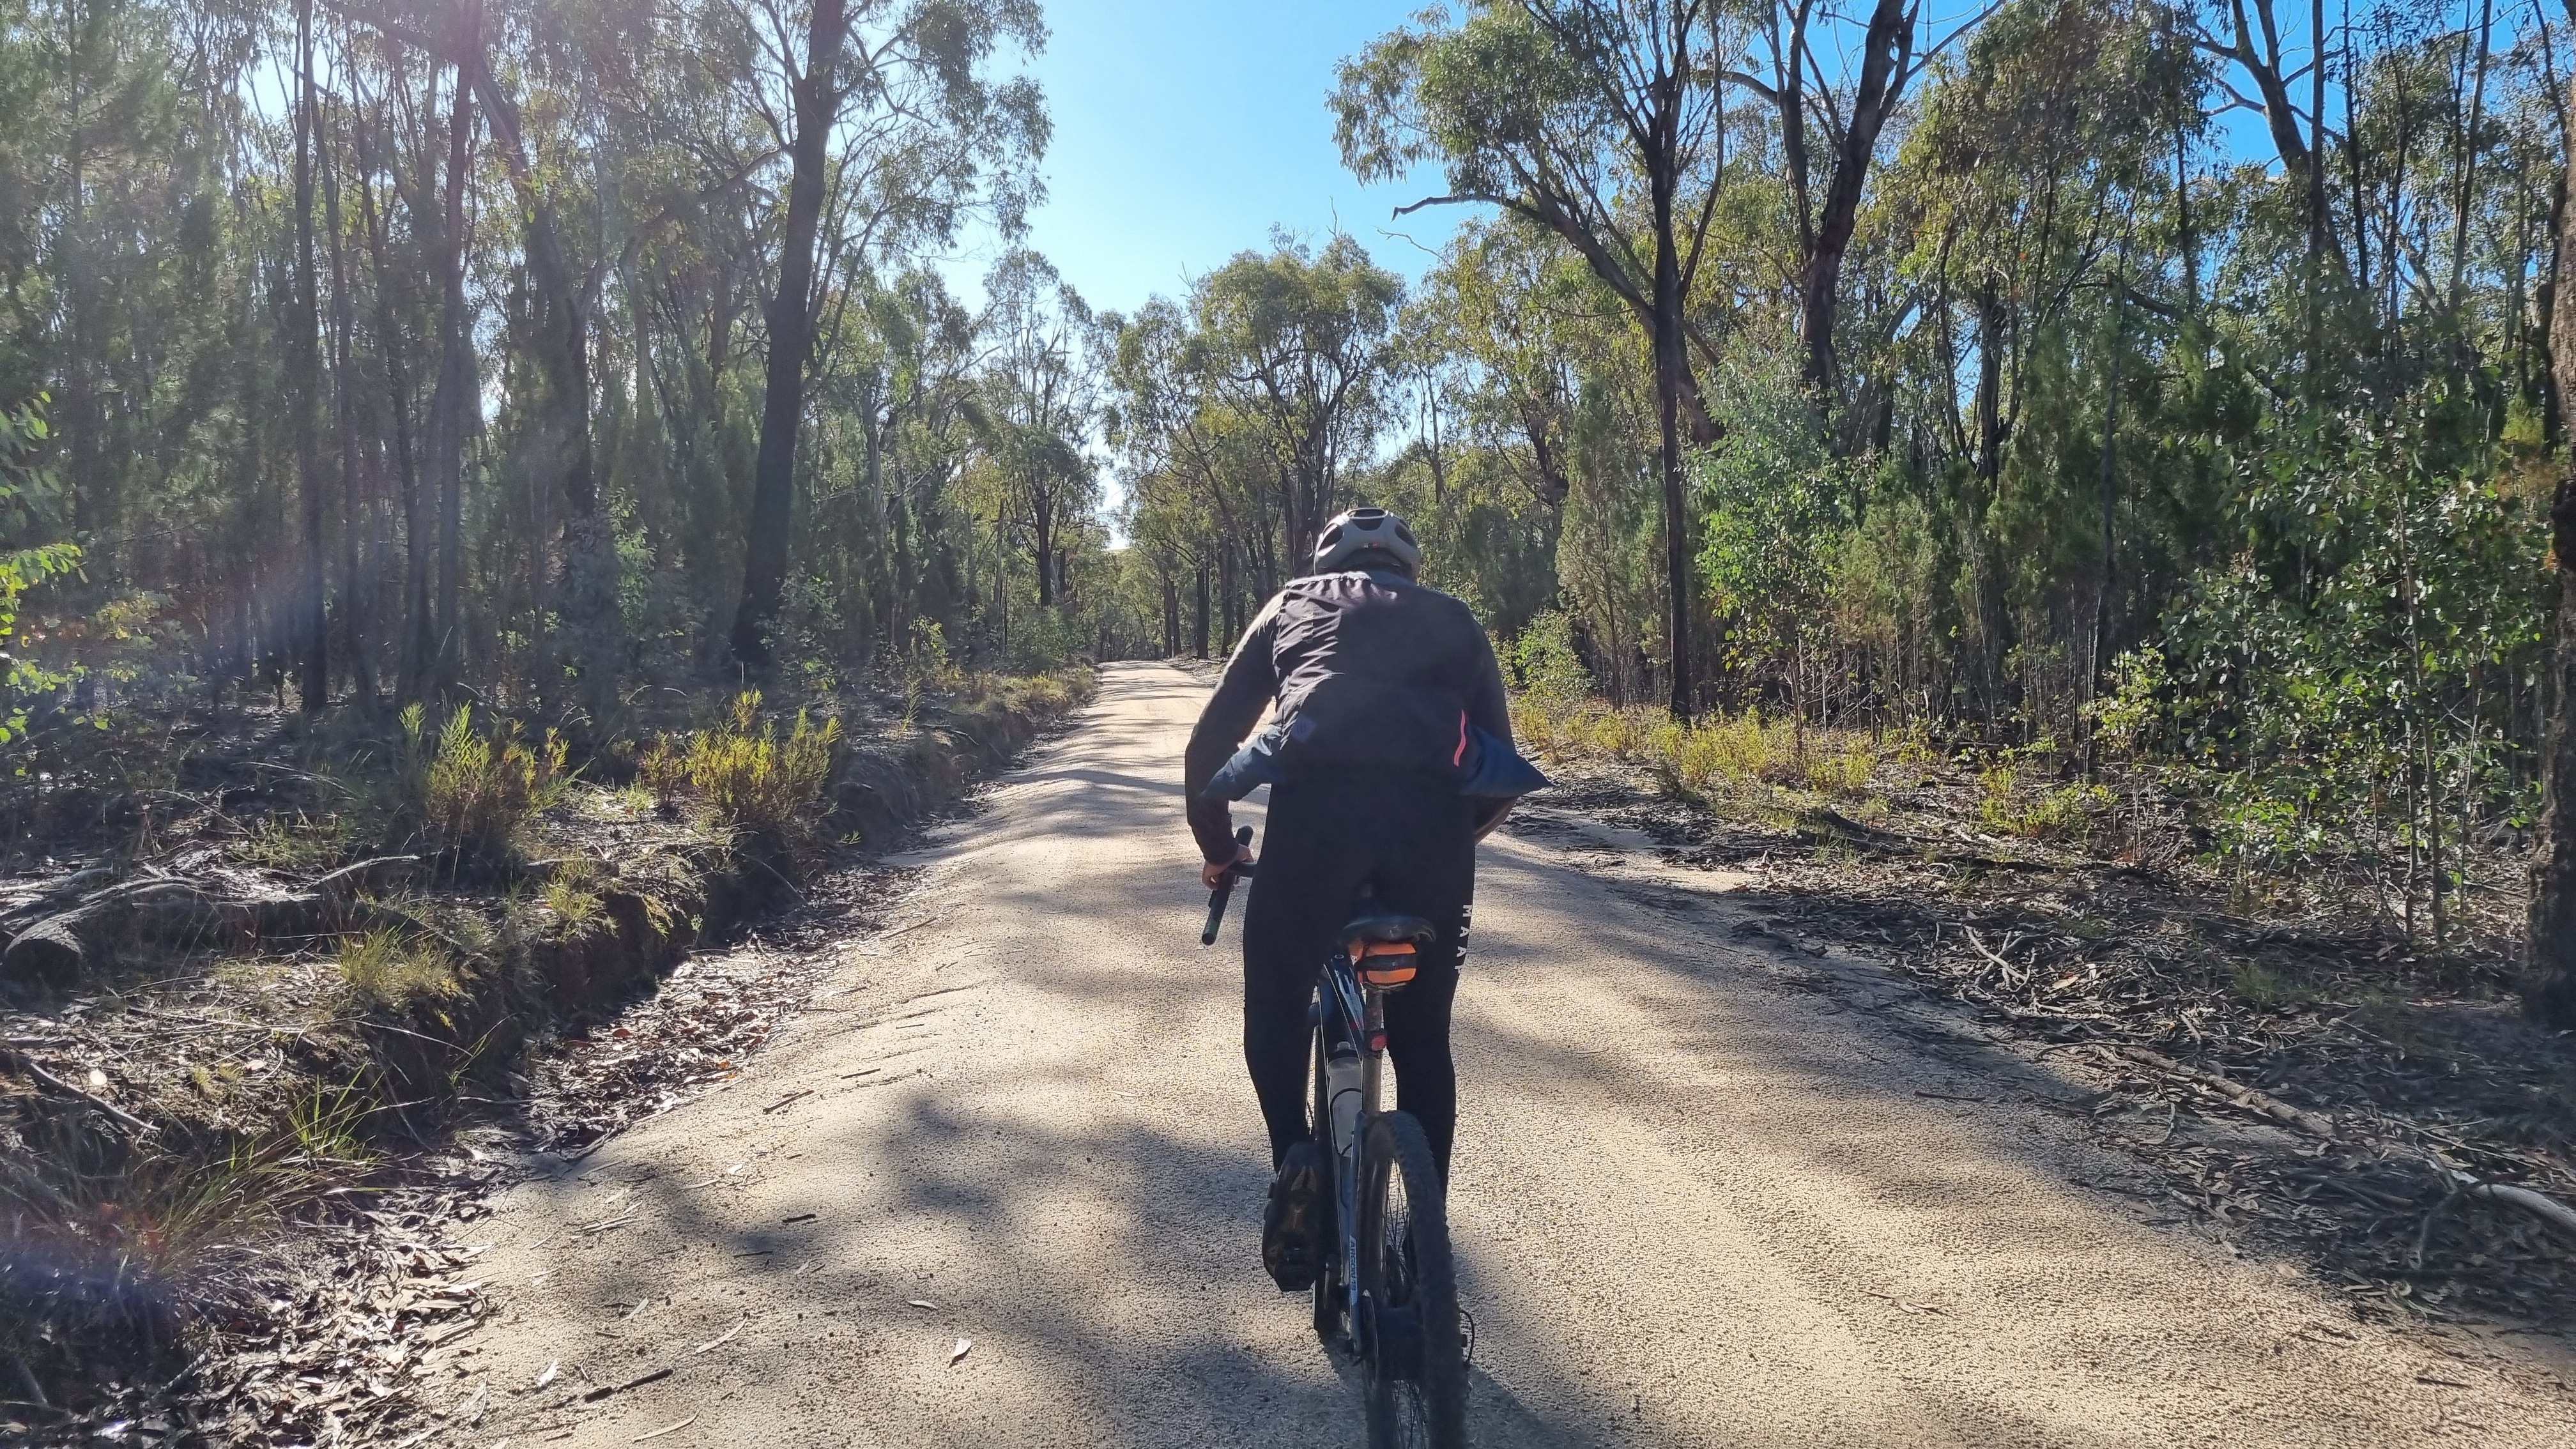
[445,662,2576,1447]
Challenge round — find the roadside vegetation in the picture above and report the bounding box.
[0,666,1087,1439]
[1503,629,2575,1328]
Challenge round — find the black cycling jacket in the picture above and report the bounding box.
[1184,569,1514,862]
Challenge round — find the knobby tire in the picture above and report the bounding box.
[1359,1110,1467,1449]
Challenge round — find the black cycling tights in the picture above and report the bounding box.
[1239,772,1476,1181]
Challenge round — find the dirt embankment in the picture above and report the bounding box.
[0,671,1089,1445]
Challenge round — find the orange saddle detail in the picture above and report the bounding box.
[1350,938,1419,986]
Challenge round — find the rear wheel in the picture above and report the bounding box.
[1357,1111,1466,1449]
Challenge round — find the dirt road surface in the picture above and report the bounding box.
[434,662,2576,1447]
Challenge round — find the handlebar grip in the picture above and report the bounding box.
[1199,825,1256,946]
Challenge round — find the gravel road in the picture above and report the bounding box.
[434,661,2576,1447]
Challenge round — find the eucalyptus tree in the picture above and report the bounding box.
[1188,236,1401,589]
[972,249,1097,611]
[1413,217,1610,510]
[716,0,1048,666]
[1724,0,1931,397]
[1109,295,1270,635]
[1335,0,1729,717]
[2525,0,2576,1028]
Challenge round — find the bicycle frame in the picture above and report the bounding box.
[1315,947,1390,1352]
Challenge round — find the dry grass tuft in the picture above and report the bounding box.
[0,1080,376,1392]
[1514,693,1899,816]
[336,929,461,1013]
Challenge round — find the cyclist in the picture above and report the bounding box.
[1184,507,1527,1292]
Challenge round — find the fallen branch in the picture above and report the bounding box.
[0,1046,158,1138]
[2451,1172,2576,1244]
[2108,1045,2576,1247]
[2111,1045,2340,1140]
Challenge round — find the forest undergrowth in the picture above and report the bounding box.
[0,666,1091,1443]
[1512,686,2576,1331]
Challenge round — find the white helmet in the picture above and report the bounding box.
[1311,507,1422,576]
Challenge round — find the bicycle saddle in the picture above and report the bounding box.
[1340,912,1436,947]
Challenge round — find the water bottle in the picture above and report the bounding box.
[1326,1045,1363,1156]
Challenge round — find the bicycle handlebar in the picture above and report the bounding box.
[1199,825,1256,946]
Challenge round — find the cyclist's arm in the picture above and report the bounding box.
[1183,598,1284,862]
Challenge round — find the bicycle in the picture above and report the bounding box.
[1204,825,1471,1449]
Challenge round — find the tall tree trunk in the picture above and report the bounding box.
[428,15,476,694]
[2448,0,2494,314]
[2090,264,2125,768]
[1652,165,1693,720]
[2308,0,2328,296]
[732,0,850,665]
[2526,65,2576,1028]
[293,0,328,710]
[459,49,610,724]
[61,0,104,614]
[1797,0,1913,397]
[321,98,377,711]
[1193,561,1209,658]
[1031,486,1056,607]
[355,102,431,699]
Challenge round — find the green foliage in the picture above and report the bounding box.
[2085,650,2166,760]
[1510,636,1890,816]
[638,693,842,854]
[1694,336,1860,684]
[2163,391,2544,891]
[1504,608,1591,703]
[0,394,79,752]
[1977,764,2112,841]
[399,705,572,862]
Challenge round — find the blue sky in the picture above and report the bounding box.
[985,0,1472,318]
[985,0,2301,319]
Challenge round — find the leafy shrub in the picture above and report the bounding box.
[1804,748,1876,799]
[399,704,571,861]
[638,692,841,853]
[0,394,80,753]
[1978,765,2110,841]
[1506,609,1591,703]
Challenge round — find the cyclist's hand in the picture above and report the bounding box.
[1201,845,1252,891]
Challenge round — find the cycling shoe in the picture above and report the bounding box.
[1262,1141,1322,1292]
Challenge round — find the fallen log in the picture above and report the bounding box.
[1,857,423,986]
